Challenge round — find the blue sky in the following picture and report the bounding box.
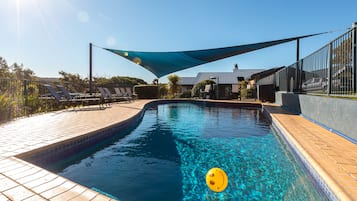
[0,0,356,83]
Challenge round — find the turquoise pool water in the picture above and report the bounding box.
[49,103,326,200]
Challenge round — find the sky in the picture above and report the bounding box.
[0,0,356,83]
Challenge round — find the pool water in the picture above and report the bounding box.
[49,103,326,200]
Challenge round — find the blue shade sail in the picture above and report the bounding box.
[104,33,324,78]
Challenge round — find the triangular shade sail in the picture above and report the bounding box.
[104,33,324,78]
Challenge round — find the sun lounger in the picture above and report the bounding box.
[97,87,111,105]
[103,88,126,102]
[56,84,101,106]
[44,84,102,109]
[124,87,137,99]
[202,84,212,99]
[232,84,241,100]
[43,84,66,102]
[114,88,132,102]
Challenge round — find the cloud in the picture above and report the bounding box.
[77,10,89,23]
[106,36,116,46]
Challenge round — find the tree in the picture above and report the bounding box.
[58,71,88,92]
[11,63,35,80]
[330,34,354,90]
[167,74,180,97]
[94,76,147,89]
[0,57,11,78]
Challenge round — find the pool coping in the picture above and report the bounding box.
[264,109,340,200]
[0,99,355,200]
[263,104,357,200]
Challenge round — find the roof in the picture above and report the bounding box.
[37,77,60,83]
[250,66,285,80]
[178,69,264,85]
[178,77,197,85]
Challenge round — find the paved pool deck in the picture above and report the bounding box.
[0,99,356,200]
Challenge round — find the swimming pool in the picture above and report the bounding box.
[47,102,326,200]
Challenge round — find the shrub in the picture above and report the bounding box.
[158,84,168,99]
[179,91,192,98]
[134,85,159,99]
[0,92,14,122]
[191,80,215,97]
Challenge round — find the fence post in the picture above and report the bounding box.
[23,79,28,115]
[328,42,333,95]
[89,43,93,95]
[352,23,356,94]
[295,39,300,92]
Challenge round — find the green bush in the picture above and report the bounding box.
[134,85,159,99]
[191,80,215,97]
[179,91,192,98]
[0,92,14,122]
[158,84,168,99]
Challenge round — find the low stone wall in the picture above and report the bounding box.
[275,92,357,142]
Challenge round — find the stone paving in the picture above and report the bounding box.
[264,105,357,201]
[0,99,356,200]
[0,100,151,201]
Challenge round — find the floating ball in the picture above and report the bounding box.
[206,167,228,192]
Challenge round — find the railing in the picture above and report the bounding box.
[0,78,56,122]
[277,25,356,96]
[0,78,137,122]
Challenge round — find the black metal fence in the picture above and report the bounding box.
[277,24,356,96]
[0,78,51,121]
[0,78,137,122]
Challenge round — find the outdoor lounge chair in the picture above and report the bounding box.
[44,84,102,109]
[232,84,241,100]
[118,87,128,96]
[56,84,101,106]
[202,84,212,99]
[97,87,111,105]
[43,84,80,108]
[103,87,129,102]
[43,84,67,102]
[124,87,137,99]
[114,88,132,102]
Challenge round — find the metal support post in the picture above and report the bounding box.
[328,43,333,95]
[23,80,28,115]
[295,39,300,92]
[89,43,93,95]
[352,24,357,93]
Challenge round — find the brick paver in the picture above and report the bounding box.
[265,104,357,200]
[0,100,151,200]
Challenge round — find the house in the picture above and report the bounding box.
[250,66,285,102]
[178,65,264,99]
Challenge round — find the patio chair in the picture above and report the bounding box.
[103,87,128,102]
[43,84,80,108]
[118,87,128,96]
[56,85,102,107]
[114,87,132,102]
[203,84,212,99]
[124,87,137,99]
[232,84,241,100]
[43,84,66,102]
[97,87,111,105]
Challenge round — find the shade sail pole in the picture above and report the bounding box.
[295,38,300,92]
[89,43,93,94]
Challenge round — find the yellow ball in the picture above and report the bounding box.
[205,167,228,192]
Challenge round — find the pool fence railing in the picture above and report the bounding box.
[276,23,357,97]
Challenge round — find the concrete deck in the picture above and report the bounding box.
[0,99,356,200]
[0,100,151,201]
[264,104,357,200]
